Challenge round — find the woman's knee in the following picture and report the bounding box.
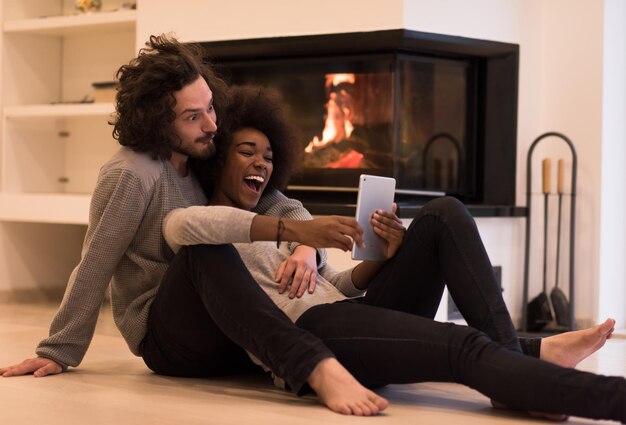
[421,196,468,218]
[406,196,471,234]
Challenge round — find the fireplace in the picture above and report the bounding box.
[201,29,520,215]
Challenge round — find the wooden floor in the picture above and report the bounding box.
[0,302,624,425]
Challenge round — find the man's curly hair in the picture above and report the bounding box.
[111,34,229,159]
[191,85,302,198]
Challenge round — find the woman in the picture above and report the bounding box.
[166,85,624,421]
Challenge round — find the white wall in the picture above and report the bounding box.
[407,0,625,326]
[598,0,626,322]
[137,0,403,46]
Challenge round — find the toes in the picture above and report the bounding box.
[331,402,351,415]
[377,398,389,411]
[371,394,389,411]
[599,318,616,334]
[349,402,366,416]
[363,399,380,415]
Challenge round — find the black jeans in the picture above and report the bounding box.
[141,243,333,394]
[142,197,538,392]
[295,197,626,421]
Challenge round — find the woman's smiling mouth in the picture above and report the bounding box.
[244,175,265,192]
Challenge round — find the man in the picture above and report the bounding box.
[0,34,387,416]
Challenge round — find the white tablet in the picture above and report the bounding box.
[351,174,396,261]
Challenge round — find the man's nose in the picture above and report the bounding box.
[202,114,217,133]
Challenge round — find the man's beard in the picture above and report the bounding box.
[171,133,216,159]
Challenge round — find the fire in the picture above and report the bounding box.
[305,73,356,153]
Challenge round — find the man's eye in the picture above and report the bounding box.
[188,114,197,121]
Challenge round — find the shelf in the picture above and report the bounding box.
[0,193,90,225]
[3,10,137,36]
[4,103,115,118]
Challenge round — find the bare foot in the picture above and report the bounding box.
[492,319,617,420]
[540,318,616,368]
[307,357,388,416]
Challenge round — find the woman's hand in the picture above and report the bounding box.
[284,216,364,251]
[371,203,405,259]
[275,245,318,298]
[0,357,63,378]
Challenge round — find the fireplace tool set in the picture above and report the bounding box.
[521,132,578,333]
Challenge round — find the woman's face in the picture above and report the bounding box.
[211,127,273,210]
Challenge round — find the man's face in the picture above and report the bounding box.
[171,76,217,160]
[211,127,274,210]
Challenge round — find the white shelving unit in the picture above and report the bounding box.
[3,9,137,36]
[0,1,137,225]
[4,102,115,117]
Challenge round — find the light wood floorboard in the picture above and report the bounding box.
[0,302,624,424]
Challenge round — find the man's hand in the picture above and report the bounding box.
[0,357,63,378]
[275,246,318,298]
[284,216,364,251]
[371,203,405,259]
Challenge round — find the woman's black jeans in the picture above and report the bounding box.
[294,197,626,421]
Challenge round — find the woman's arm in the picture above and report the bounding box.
[165,206,363,251]
[253,189,327,265]
[163,205,257,252]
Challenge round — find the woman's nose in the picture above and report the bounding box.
[254,157,267,169]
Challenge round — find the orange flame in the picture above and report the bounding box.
[305,73,355,153]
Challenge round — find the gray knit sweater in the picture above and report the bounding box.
[35,147,319,369]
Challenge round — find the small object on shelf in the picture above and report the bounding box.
[75,0,102,13]
[51,96,95,105]
[92,81,118,103]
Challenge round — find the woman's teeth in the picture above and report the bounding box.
[244,175,264,191]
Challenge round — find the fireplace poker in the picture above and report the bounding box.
[551,158,570,327]
[526,158,554,331]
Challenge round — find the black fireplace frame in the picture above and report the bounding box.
[200,29,523,217]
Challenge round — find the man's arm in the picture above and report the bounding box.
[2,169,149,376]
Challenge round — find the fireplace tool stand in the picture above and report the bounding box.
[521,132,577,333]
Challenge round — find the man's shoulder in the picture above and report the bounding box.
[101,147,165,178]
[92,147,169,200]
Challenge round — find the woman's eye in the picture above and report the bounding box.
[265,157,273,163]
